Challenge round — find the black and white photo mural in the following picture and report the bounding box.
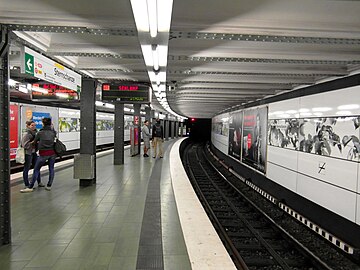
[242,107,268,173]
[299,116,360,161]
[228,110,243,160]
[268,116,360,162]
[268,119,300,150]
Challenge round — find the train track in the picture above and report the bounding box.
[182,143,359,270]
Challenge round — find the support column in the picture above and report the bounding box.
[180,122,184,137]
[175,121,179,138]
[0,25,11,245]
[165,115,169,141]
[114,102,124,165]
[133,104,141,155]
[79,78,97,186]
[145,106,151,122]
[170,121,174,139]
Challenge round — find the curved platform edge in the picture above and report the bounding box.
[169,138,237,270]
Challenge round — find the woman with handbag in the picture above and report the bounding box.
[21,120,44,188]
[21,118,56,193]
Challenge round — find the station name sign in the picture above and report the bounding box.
[21,46,82,93]
[101,83,150,104]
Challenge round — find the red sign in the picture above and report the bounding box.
[247,133,252,149]
[134,116,139,125]
[9,104,19,159]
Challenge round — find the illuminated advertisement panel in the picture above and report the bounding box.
[242,107,268,173]
[228,110,243,160]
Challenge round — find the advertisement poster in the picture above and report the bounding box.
[299,116,360,161]
[212,115,229,137]
[242,107,268,173]
[268,119,300,150]
[59,118,80,132]
[10,105,19,159]
[228,110,243,160]
[32,112,51,129]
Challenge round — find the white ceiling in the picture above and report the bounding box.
[1,0,360,118]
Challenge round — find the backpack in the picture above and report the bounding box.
[154,124,162,137]
[54,138,67,157]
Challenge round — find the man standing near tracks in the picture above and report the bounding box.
[152,118,164,158]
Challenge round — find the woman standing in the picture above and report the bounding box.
[21,120,44,188]
[21,118,56,193]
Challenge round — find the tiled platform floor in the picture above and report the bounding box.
[1,139,191,270]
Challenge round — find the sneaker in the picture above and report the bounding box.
[45,186,52,191]
[20,188,34,193]
[38,183,45,187]
[143,154,149,157]
[160,156,163,158]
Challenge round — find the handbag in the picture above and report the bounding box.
[54,138,67,156]
[15,146,25,164]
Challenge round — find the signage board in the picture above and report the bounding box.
[32,83,79,100]
[21,47,82,92]
[101,83,150,104]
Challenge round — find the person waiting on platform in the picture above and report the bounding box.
[21,120,44,188]
[142,120,151,157]
[152,118,164,158]
[21,117,57,193]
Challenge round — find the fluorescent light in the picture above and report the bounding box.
[105,103,115,109]
[130,0,150,32]
[18,85,29,94]
[147,0,158,37]
[158,45,168,66]
[141,45,153,66]
[299,108,309,113]
[8,79,19,87]
[336,111,352,115]
[157,0,173,32]
[152,45,159,71]
[312,107,332,112]
[56,93,69,98]
[338,104,359,110]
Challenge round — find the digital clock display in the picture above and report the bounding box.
[101,83,150,104]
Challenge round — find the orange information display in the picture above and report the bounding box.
[101,83,150,104]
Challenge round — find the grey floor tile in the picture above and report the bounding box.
[25,243,67,268]
[108,256,137,270]
[52,258,84,270]
[163,255,192,270]
[3,141,190,270]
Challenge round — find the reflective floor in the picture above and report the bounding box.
[1,140,191,270]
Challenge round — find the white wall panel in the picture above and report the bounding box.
[267,162,297,192]
[297,174,357,222]
[268,98,300,119]
[357,164,360,225]
[267,146,298,171]
[212,133,228,155]
[300,85,360,118]
[298,152,358,192]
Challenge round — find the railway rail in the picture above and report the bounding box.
[182,142,360,270]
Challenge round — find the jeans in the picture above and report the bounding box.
[29,155,56,188]
[23,153,41,187]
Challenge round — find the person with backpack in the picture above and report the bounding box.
[21,120,44,188]
[152,118,164,158]
[21,117,57,193]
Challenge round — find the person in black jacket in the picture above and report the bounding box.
[21,117,57,193]
[21,120,44,188]
[152,118,164,158]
